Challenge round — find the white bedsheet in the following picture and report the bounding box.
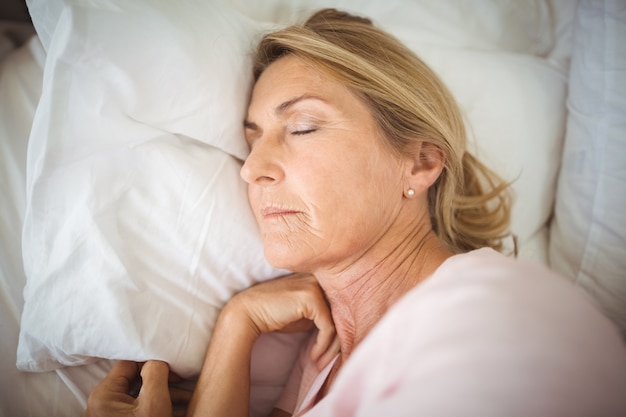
[0,30,109,417]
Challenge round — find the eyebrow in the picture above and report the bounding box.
[244,94,326,131]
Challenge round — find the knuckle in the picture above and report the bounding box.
[85,392,104,414]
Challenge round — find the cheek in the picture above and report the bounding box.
[304,155,402,235]
[328,152,402,205]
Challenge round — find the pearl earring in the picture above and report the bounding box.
[406,188,415,197]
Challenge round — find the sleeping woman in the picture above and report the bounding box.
[84,8,626,417]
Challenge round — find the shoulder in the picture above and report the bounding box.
[390,247,621,359]
[404,247,600,324]
[309,248,626,416]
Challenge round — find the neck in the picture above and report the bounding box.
[314,221,452,360]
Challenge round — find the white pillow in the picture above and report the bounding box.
[549,0,626,336]
[18,0,567,383]
[229,0,557,55]
[18,0,284,378]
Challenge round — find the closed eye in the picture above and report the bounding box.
[291,128,317,135]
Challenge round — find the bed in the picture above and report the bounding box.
[1,0,625,416]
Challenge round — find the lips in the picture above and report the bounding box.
[261,205,301,219]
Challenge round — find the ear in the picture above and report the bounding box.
[403,141,445,195]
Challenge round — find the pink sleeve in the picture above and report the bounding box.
[274,333,316,413]
[303,249,626,416]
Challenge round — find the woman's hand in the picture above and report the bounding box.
[227,272,339,369]
[187,273,339,416]
[84,360,191,417]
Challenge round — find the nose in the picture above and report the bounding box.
[240,136,285,186]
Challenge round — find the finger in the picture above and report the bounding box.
[136,360,171,411]
[84,361,139,415]
[139,360,170,394]
[311,327,335,361]
[173,407,188,417]
[102,360,140,393]
[315,333,341,371]
[170,386,191,417]
[169,386,193,405]
[309,306,337,362]
[168,370,184,384]
[280,317,315,333]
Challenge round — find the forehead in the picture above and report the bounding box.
[248,56,349,113]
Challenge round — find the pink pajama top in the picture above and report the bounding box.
[275,248,626,416]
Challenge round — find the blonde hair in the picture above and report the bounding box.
[252,9,512,253]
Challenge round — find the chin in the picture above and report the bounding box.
[264,247,309,273]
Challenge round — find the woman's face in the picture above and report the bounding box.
[241,56,410,272]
